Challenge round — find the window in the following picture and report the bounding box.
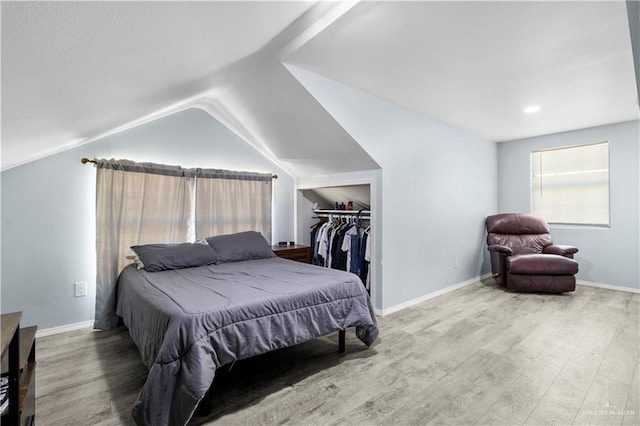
[94,158,273,329]
[531,142,609,226]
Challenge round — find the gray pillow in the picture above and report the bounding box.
[206,231,275,262]
[130,242,222,272]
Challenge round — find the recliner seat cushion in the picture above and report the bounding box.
[508,274,576,293]
[507,254,578,275]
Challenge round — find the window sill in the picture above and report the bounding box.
[549,223,610,230]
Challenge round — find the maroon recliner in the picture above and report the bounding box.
[486,213,578,293]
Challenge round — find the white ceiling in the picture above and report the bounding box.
[286,0,639,142]
[2,1,638,173]
[0,1,316,169]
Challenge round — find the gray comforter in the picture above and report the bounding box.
[116,257,378,426]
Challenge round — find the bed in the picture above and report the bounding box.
[115,232,378,426]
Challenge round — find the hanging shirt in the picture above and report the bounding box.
[316,221,331,267]
[341,225,358,273]
[332,224,349,271]
[358,231,369,286]
[364,228,372,290]
[310,221,324,266]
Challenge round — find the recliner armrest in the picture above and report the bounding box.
[543,245,578,256]
[488,245,513,256]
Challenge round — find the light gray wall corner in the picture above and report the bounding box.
[2,148,98,329]
[497,120,640,290]
[289,67,498,311]
[1,108,296,329]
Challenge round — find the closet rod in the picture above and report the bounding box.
[312,209,370,215]
[312,210,370,220]
[314,214,370,219]
[80,157,278,179]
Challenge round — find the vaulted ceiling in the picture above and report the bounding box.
[2,1,638,175]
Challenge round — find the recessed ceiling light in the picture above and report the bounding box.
[524,105,542,114]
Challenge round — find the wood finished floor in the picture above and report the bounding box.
[36,280,640,425]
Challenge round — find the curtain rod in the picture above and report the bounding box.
[81,157,97,165]
[80,157,278,179]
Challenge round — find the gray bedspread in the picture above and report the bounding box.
[116,257,378,426]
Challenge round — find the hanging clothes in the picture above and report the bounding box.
[364,226,372,291]
[310,214,371,292]
[309,221,325,266]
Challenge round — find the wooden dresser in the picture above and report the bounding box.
[272,244,311,264]
[1,312,36,426]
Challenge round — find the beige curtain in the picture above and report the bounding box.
[94,160,194,329]
[194,169,272,242]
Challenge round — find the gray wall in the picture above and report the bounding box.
[289,66,498,311]
[1,108,295,329]
[498,120,640,290]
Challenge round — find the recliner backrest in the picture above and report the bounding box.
[486,213,552,255]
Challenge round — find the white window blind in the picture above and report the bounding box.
[531,142,609,226]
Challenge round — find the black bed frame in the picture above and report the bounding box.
[338,329,345,353]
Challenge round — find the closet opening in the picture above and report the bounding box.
[296,183,379,312]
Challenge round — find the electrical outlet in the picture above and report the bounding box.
[74,281,87,297]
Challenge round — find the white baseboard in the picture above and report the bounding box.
[577,280,640,294]
[36,320,94,338]
[377,273,492,317]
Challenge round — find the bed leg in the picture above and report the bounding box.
[338,329,345,353]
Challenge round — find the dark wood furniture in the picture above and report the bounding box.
[486,213,578,293]
[271,244,311,264]
[1,312,36,426]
